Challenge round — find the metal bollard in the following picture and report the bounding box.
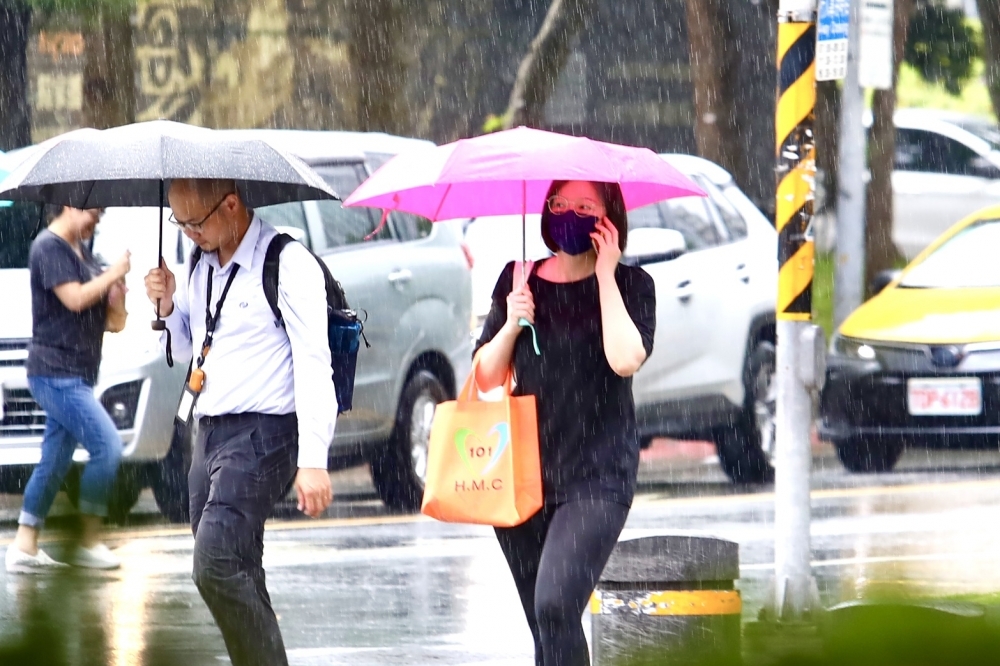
[590,535,742,666]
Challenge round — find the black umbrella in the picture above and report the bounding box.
[0,120,339,330]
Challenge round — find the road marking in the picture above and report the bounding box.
[741,548,1000,572]
[635,477,1000,509]
[3,477,999,548]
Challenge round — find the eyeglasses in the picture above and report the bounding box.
[546,195,604,218]
[169,193,232,232]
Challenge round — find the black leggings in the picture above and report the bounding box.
[495,499,630,666]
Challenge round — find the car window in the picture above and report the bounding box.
[313,164,389,248]
[256,202,312,248]
[659,196,720,251]
[391,211,433,241]
[900,219,1000,288]
[627,203,664,230]
[698,178,747,240]
[895,129,985,176]
[0,201,41,269]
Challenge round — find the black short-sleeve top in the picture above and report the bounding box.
[25,230,106,385]
[474,259,656,507]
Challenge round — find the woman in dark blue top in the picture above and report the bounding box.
[6,205,130,573]
[474,180,656,666]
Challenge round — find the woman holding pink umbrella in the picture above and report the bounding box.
[473,178,656,666]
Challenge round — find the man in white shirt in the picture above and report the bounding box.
[143,178,336,666]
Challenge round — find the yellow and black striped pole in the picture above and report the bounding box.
[772,0,820,621]
[775,14,816,321]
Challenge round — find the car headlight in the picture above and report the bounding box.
[99,380,143,431]
[830,334,878,362]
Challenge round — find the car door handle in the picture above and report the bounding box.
[736,263,750,284]
[676,279,693,304]
[388,269,413,287]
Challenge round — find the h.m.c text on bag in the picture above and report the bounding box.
[421,358,542,527]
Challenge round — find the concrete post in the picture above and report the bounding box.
[834,0,867,327]
[590,536,741,666]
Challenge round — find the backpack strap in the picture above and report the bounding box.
[263,233,296,327]
[188,246,203,284]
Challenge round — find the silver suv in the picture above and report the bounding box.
[0,131,473,520]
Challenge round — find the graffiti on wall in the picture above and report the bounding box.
[135,0,208,123]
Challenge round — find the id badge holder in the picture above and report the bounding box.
[176,367,205,427]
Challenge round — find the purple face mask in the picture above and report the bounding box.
[548,211,598,255]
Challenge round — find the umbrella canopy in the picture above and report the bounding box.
[0,120,337,208]
[343,126,705,220]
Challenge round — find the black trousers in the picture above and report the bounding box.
[495,499,630,666]
[189,412,298,666]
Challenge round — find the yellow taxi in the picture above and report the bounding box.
[820,205,1000,473]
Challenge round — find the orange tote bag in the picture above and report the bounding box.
[421,359,542,527]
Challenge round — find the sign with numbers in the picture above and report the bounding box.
[816,0,850,81]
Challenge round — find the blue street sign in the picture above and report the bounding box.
[817,0,850,80]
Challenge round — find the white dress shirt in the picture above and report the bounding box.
[161,216,337,469]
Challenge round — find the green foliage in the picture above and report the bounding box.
[905,2,981,96]
[481,114,506,134]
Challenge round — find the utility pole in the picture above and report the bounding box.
[773,0,824,620]
[834,0,866,327]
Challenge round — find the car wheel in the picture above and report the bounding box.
[371,370,448,512]
[714,341,776,484]
[151,421,192,524]
[63,464,145,525]
[833,437,903,473]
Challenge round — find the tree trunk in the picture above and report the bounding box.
[347,0,409,135]
[815,81,840,218]
[864,0,914,295]
[0,1,31,151]
[502,0,596,130]
[683,0,735,173]
[82,5,136,130]
[978,0,1000,121]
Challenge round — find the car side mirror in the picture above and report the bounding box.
[870,268,901,296]
[623,228,686,267]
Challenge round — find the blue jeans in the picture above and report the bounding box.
[20,376,122,527]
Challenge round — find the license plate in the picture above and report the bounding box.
[907,378,982,416]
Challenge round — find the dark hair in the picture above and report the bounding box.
[540,180,628,254]
[43,204,64,224]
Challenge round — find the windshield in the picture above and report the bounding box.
[900,219,1000,288]
[0,201,42,269]
[957,120,1000,152]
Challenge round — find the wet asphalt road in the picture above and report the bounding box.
[2,442,1000,665]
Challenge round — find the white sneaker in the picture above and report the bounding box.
[5,545,69,574]
[70,544,120,570]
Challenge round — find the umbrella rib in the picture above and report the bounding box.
[431,183,452,221]
[83,179,98,209]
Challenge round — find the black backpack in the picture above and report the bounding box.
[189,233,366,413]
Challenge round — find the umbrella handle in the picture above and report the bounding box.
[518,317,540,356]
[152,181,166,331]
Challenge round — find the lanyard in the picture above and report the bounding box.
[196,264,240,369]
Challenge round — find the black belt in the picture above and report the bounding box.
[198,412,297,428]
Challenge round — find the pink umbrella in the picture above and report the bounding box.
[344,127,706,355]
[344,126,705,221]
